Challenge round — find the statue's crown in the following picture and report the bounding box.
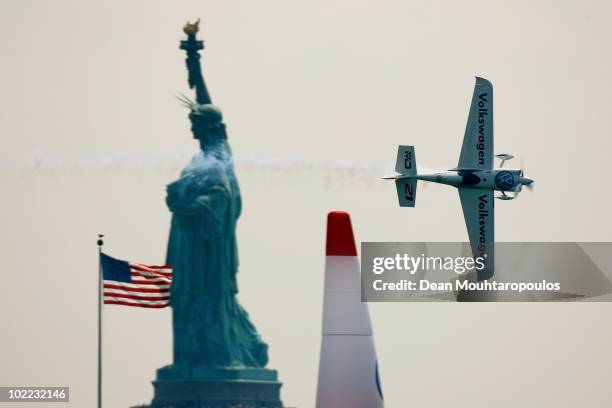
[190,104,223,124]
[176,93,222,124]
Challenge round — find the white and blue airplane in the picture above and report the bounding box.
[383,77,534,280]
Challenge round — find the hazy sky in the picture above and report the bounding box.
[1,1,612,407]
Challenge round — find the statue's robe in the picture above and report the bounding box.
[165,149,268,369]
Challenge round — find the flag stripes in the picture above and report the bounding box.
[100,253,172,308]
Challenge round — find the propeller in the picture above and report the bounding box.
[519,156,534,191]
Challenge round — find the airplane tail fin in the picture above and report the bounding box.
[395,145,417,176]
[395,178,417,207]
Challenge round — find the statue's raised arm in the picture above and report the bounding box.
[180,18,212,104]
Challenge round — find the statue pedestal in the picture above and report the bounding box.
[148,365,284,408]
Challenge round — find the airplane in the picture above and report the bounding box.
[383,77,534,280]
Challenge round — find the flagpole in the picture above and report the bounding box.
[97,234,104,408]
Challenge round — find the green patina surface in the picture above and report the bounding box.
[164,19,270,376]
[148,21,283,408]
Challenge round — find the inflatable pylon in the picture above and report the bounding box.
[315,211,384,408]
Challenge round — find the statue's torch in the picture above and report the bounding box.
[180,19,212,105]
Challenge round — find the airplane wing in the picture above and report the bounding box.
[457,77,493,170]
[458,187,495,280]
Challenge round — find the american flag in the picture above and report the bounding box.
[100,252,172,308]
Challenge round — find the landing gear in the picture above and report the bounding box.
[496,190,514,201]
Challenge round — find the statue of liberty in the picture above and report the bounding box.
[149,19,283,408]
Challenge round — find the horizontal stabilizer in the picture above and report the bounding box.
[395,145,417,176]
[396,178,417,207]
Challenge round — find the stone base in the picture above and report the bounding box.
[146,365,283,408]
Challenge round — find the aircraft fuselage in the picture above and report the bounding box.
[409,169,533,192]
